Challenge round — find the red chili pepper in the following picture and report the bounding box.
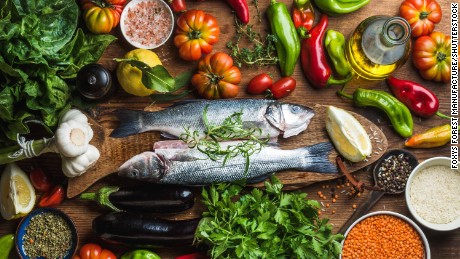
[168,0,186,13]
[226,0,250,24]
[38,185,65,207]
[269,77,296,99]
[300,14,350,89]
[175,253,209,259]
[291,0,314,32]
[29,168,52,192]
[387,76,450,119]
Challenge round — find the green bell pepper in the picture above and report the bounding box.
[324,30,351,78]
[339,88,413,137]
[121,249,161,259]
[0,234,14,259]
[267,0,300,76]
[313,0,371,16]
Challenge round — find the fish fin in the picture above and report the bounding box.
[299,142,338,174]
[110,110,149,138]
[161,132,179,139]
[168,99,205,107]
[153,140,188,150]
[247,173,273,183]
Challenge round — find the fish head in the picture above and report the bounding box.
[118,152,164,181]
[265,103,315,138]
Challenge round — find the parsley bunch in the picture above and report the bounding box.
[195,176,344,259]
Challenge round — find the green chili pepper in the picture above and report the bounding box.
[0,234,14,259]
[325,30,351,78]
[267,0,300,76]
[339,88,413,137]
[313,0,371,16]
[121,249,161,259]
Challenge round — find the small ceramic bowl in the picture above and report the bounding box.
[340,211,430,259]
[120,0,174,49]
[405,157,460,231]
[16,207,78,259]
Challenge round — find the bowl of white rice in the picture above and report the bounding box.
[405,157,460,231]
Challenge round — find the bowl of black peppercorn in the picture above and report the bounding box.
[373,149,419,194]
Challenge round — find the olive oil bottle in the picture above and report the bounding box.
[345,16,411,86]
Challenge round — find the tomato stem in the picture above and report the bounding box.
[189,30,202,39]
[436,51,446,62]
[207,74,224,85]
[419,11,429,19]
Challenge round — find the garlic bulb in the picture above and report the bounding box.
[62,145,100,177]
[55,109,94,158]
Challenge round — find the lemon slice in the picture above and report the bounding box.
[326,106,372,162]
[1,163,36,220]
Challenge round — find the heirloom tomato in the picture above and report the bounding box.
[191,52,241,99]
[81,0,126,34]
[413,31,451,83]
[174,10,220,61]
[399,0,441,38]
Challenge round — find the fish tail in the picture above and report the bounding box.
[300,142,337,173]
[110,110,150,138]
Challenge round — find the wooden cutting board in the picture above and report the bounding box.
[67,104,388,198]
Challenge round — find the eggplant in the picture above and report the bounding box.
[80,185,194,213]
[93,212,201,247]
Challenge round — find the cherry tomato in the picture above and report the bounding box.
[269,77,296,99]
[29,168,52,192]
[72,244,116,259]
[247,73,273,95]
[168,0,186,13]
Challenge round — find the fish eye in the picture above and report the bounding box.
[131,169,139,176]
[290,105,301,113]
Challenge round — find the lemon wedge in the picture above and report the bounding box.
[1,163,36,220]
[326,106,372,162]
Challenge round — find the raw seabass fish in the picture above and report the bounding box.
[110,99,315,139]
[118,140,337,185]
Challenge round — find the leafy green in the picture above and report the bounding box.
[0,0,116,146]
[195,176,344,259]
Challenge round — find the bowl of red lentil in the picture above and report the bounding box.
[405,157,460,232]
[340,211,430,259]
[120,0,174,49]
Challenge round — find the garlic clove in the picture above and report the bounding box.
[60,109,88,124]
[56,120,90,157]
[62,145,100,178]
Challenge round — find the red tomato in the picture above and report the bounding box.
[72,244,116,259]
[247,73,273,95]
[269,77,296,99]
[29,168,52,192]
[168,0,186,13]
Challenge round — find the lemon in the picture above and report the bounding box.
[1,163,36,220]
[326,106,372,162]
[117,49,162,96]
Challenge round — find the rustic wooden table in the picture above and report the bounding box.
[1,0,458,258]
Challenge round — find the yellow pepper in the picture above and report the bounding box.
[405,124,451,148]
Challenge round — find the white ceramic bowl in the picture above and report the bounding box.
[120,0,174,49]
[340,211,430,259]
[405,157,460,231]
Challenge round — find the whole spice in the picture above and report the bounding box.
[291,0,315,32]
[0,234,14,259]
[225,0,250,24]
[387,76,449,118]
[376,153,413,193]
[399,0,442,38]
[342,215,424,259]
[312,0,370,16]
[38,185,65,208]
[300,15,351,89]
[195,176,344,258]
[338,88,413,138]
[405,124,451,148]
[267,0,300,76]
[23,213,72,259]
[324,30,351,78]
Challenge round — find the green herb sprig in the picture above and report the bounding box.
[180,106,268,172]
[226,17,279,68]
[195,176,344,259]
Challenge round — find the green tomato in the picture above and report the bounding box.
[121,250,161,259]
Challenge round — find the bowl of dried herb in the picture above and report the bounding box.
[15,207,78,259]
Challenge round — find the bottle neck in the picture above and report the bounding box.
[381,17,411,47]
